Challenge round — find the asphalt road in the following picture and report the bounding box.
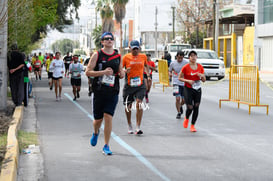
[21,70,273,181]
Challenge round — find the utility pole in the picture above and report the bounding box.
[171,6,176,41]
[155,6,158,58]
[215,0,219,54]
[0,0,8,110]
[213,0,219,52]
[213,0,216,50]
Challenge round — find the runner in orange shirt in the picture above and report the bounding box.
[122,40,150,135]
[179,50,206,132]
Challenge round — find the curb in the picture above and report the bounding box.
[0,106,23,181]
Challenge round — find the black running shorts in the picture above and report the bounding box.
[123,83,146,105]
[48,72,53,79]
[93,93,118,120]
[71,78,81,86]
[184,86,202,105]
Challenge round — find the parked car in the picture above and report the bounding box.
[83,57,90,71]
[183,49,225,80]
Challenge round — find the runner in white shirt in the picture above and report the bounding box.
[69,55,83,101]
[49,52,64,101]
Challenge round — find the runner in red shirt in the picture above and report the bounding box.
[179,50,206,132]
[33,56,42,80]
[144,54,156,103]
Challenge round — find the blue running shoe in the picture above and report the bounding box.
[102,144,112,155]
[90,130,100,146]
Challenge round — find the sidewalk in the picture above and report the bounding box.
[259,71,273,90]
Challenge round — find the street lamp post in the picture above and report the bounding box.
[171,6,176,41]
[155,6,158,58]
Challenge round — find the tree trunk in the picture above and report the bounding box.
[0,0,8,110]
[119,21,123,55]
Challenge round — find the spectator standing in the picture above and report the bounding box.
[7,44,25,106]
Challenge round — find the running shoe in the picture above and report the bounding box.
[135,129,143,135]
[56,97,59,102]
[88,91,92,97]
[90,130,100,146]
[180,106,183,114]
[73,97,76,101]
[190,125,197,132]
[176,113,181,119]
[183,117,189,128]
[50,86,53,90]
[102,144,112,155]
[59,96,62,101]
[128,125,134,134]
[77,91,80,98]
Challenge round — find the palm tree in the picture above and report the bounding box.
[96,0,114,33]
[92,25,102,50]
[112,0,128,53]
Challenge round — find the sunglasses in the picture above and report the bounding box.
[102,37,114,41]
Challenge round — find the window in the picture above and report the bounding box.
[196,51,218,59]
[264,0,273,24]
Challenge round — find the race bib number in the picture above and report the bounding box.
[102,75,115,87]
[130,77,141,87]
[35,62,40,66]
[72,72,80,77]
[192,80,201,90]
[173,85,179,94]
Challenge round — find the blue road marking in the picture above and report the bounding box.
[64,93,171,181]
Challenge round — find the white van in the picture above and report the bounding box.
[164,43,192,61]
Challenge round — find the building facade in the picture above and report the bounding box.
[255,0,273,71]
[122,0,179,56]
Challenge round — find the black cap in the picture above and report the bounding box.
[176,50,184,57]
[188,50,197,56]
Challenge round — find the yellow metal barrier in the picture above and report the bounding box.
[153,59,170,92]
[219,65,269,115]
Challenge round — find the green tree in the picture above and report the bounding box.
[74,49,86,55]
[7,0,80,52]
[92,25,102,50]
[51,39,75,55]
[8,0,37,52]
[96,0,114,33]
[187,31,206,48]
[54,0,81,31]
[112,0,129,53]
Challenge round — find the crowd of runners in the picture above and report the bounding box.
[84,32,205,155]
[25,32,205,156]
